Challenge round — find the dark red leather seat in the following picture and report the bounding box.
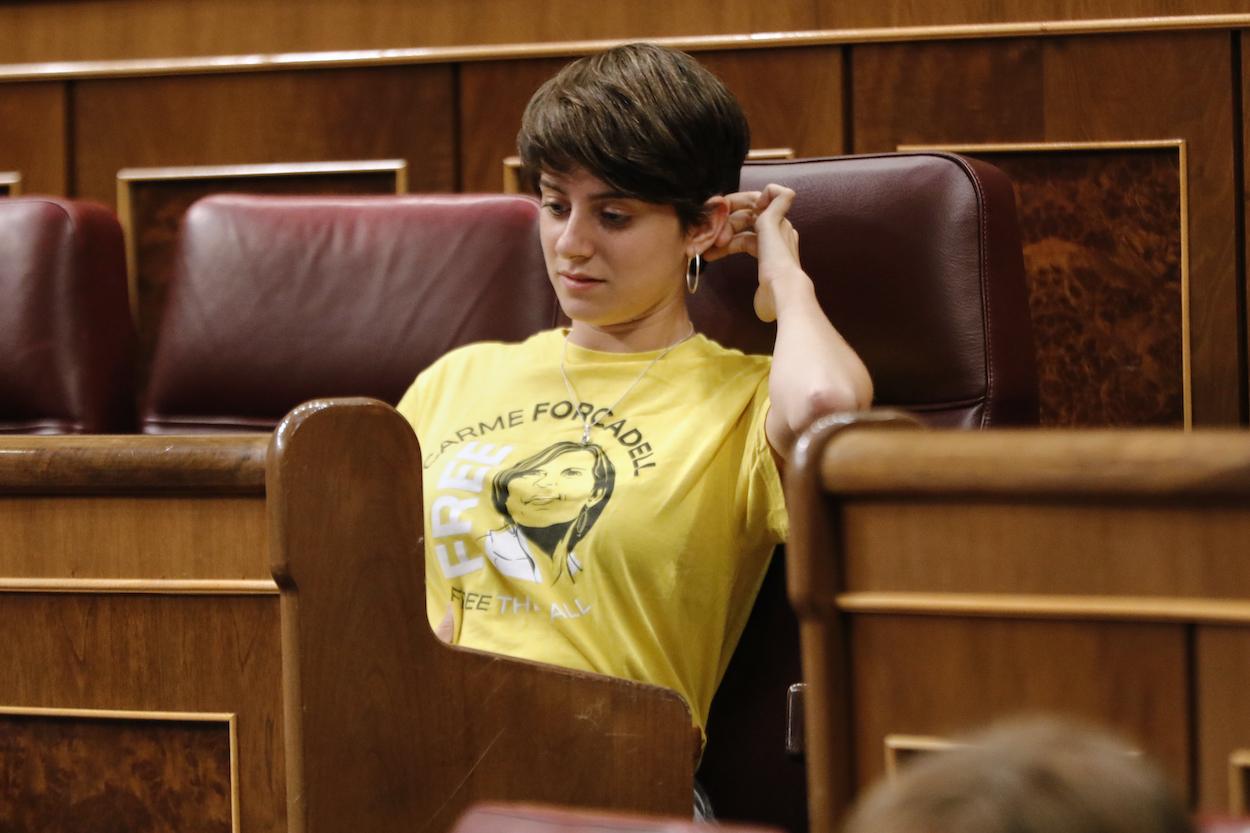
[697,153,1036,833]
[0,197,135,434]
[141,194,558,432]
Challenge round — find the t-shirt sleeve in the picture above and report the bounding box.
[741,371,789,543]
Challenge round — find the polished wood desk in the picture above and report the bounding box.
[0,399,694,832]
[786,419,1250,833]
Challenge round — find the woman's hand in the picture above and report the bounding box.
[702,183,873,454]
[703,184,804,322]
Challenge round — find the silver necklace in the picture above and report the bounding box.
[559,324,697,445]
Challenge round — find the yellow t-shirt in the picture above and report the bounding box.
[396,328,787,734]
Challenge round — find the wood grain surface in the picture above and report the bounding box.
[72,66,455,206]
[1195,627,1250,811]
[457,47,843,194]
[0,713,233,833]
[853,31,1238,425]
[0,593,285,832]
[0,434,267,493]
[849,616,1191,797]
[0,0,1245,65]
[268,398,697,833]
[0,82,67,195]
[963,147,1185,426]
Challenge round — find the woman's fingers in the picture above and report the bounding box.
[755,183,796,219]
[704,231,757,262]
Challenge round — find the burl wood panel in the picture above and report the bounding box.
[0,593,284,831]
[128,169,401,379]
[853,32,1237,425]
[849,615,1191,799]
[1195,626,1250,812]
[0,82,67,195]
[73,66,454,205]
[457,47,843,194]
[0,713,232,833]
[965,148,1183,426]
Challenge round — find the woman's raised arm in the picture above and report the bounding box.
[706,184,873,456]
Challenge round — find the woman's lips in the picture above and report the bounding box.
[559,272,604,291]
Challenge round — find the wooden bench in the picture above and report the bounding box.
[0,399,694,832]
[786,418,1250,833]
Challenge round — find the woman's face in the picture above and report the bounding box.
[504,448,602,528]
[538,167,691,329]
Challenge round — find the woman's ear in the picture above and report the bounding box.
[686,196,730,256]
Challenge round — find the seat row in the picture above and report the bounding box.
[0,152,1037,440]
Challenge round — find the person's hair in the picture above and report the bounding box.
[517,42,750,228]
[491,441,615,552]
[842,717,1193,833]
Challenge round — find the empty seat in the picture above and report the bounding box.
[0,197,135,433]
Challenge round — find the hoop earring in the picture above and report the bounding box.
[686,253,703,294]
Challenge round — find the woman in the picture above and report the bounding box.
[397,43,871,740]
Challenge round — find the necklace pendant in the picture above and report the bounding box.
[580,423,592,445]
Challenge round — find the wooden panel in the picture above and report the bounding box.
[1196,626,1250,812]
[458,47,843,194]
[842,501,1250,599]
[1243,32,1250,422]
[1,593,284,832]
[960,146,1186,427]
[121,163,405,380]
[854,32,1238,426]
[816,0,1250,27]
[0,713,232,832]
[849,615,1191,798]
[1,496,267,580]
[73,66,454,205]
[0,82,66,195]
[697,48,844,159]
[457,57,570,194]
[0,0,819,63]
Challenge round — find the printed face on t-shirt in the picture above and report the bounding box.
[504,448,601,528]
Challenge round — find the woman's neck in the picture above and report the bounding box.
[566,302,695,353]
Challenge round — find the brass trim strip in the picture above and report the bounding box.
[1229,749,1250,815]
[0,578,279,594]
[884,734,958,778]
[1,15,1248,82]
[900,139,1192,429]
[116,158,409,182]
[502,146,794,193]
[0,706,241,833]
[835,592,1250,623]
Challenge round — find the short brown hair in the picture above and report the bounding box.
[843,718,1193,833]
[517,43,750,227]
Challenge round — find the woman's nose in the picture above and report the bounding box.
[555,210,593,260]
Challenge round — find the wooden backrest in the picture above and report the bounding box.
[785,420,1250,833]
[0,399,694,831]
